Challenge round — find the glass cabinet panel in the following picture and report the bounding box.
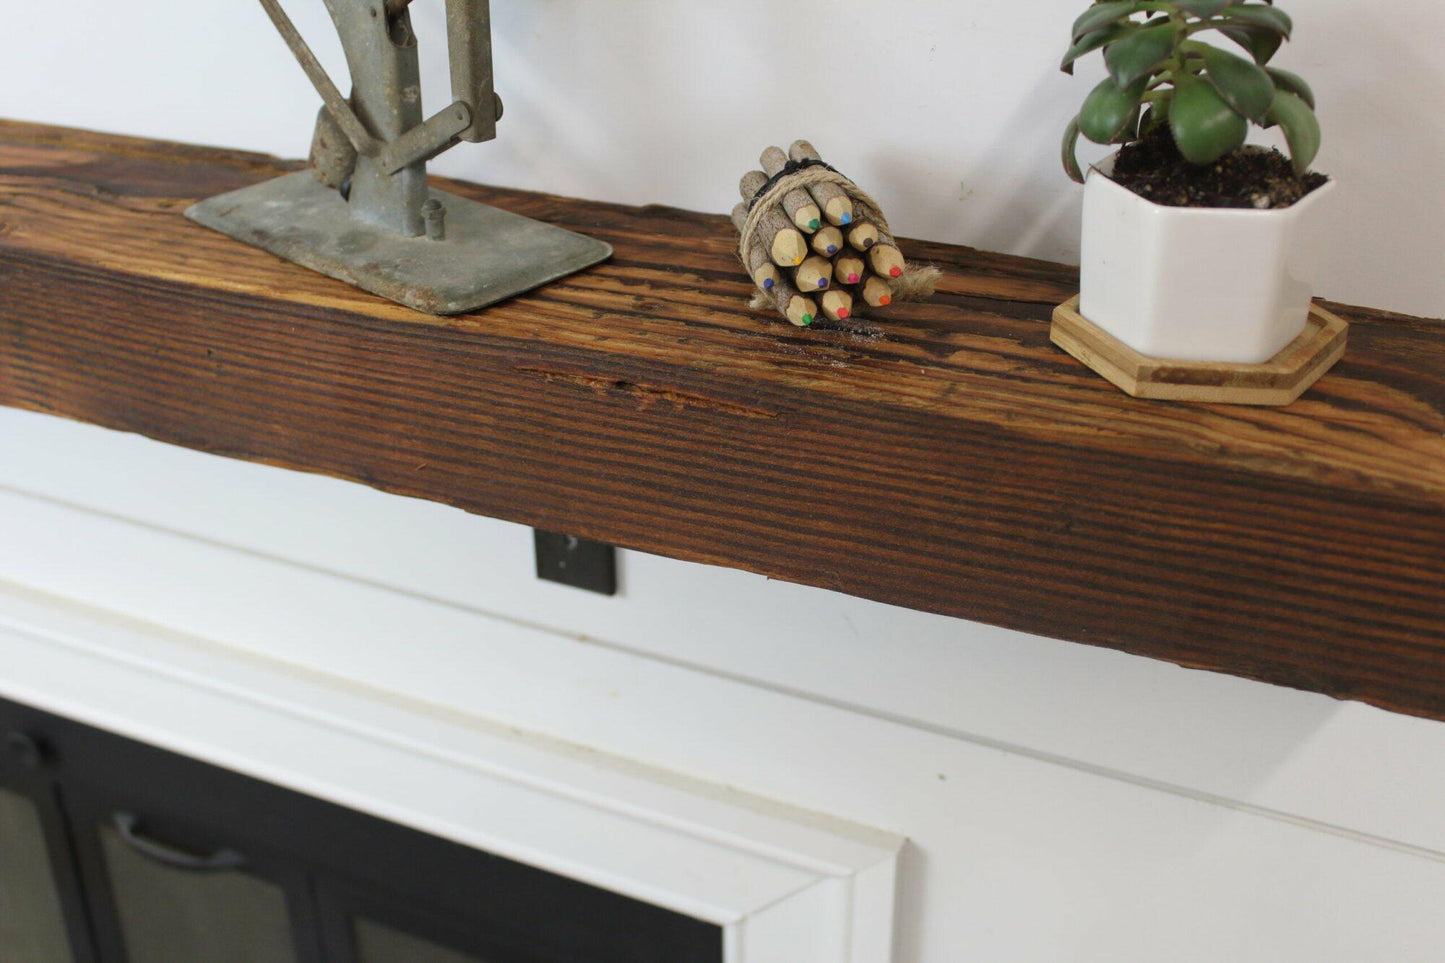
[0,787,73,963]
[98,825,297,963]
[353,917,491,963]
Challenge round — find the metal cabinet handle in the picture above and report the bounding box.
[112,812,247,873]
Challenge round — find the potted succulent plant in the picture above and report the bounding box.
[1061,0,1331,364]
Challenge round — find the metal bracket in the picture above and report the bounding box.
[534,531,617,596]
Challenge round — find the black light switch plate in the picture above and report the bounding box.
[533,530,617,595]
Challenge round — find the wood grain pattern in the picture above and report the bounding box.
[1,121,1442,719]
[1051,297,1349,405]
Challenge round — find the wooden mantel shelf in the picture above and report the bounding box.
[2,121,1442,721]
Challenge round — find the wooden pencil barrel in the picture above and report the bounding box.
[860,275,894,307]
[811,225,844,257]
[731,204,783,292]
[787,140,855,227]
[770,278,818,327]
[739,171,808,267]
[820,288,854,322]
[793,256,832,292]
[759,146,823,233]
[868,227,906,279]
[834,254,866,286]
[846,221,880,252]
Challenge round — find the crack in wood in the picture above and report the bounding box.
[516,366,780,420]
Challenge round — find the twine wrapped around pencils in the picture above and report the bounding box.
[734,140,940,327]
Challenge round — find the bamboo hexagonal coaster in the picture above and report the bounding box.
[1051,296,1348,406]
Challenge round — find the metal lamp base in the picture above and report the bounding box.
[186,171,612,315]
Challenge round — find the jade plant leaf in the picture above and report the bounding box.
[1072,1,1140,43]
[1170,73,1249,164]
[1222,4,1293,38]
[1078,75,1149,144]
[1104,23,1176,87]
[1062,117,1085,184]
[1217,24,1284,64]
[1265,66,1315,109]
[1175,0,1233,15]
[1264,89,1321,174]
[1059,0,1317,180]
[1195,43,1275,120]
[1061,25,1125,74]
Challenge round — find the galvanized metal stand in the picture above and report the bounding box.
[186,0,611,315]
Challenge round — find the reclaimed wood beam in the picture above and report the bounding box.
[1,121,1442,719]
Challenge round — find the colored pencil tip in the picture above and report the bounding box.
[836,309,850,319]
[793,257,805,266]
[847,273,859,283]
[802,314,814,325]
[889,267,903,277]
[826,245,838,254]
[808,219,821,230]
[841,214,852,225]
[816,279,828,289]
[879,295,892,305]
[763,278,774,289]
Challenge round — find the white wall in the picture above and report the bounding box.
[3,1,1442,318]
[2,409,1445,961]
[4,4,1445,960]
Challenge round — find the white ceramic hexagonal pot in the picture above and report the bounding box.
[1078,153,1336,364]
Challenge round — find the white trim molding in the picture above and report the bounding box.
[0,581,904,963]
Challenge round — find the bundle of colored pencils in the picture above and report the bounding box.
[732,140,911,327]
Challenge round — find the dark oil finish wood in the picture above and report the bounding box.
[1,120,1442,719]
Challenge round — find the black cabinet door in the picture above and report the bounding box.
[0,695,722,963]
[316,880,517,963]
[64,791,324,963]
[0,711,98,963]
[0,783,82,962]
[3,698,326,963]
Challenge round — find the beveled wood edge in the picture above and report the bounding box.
[1051,296,1349,405]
